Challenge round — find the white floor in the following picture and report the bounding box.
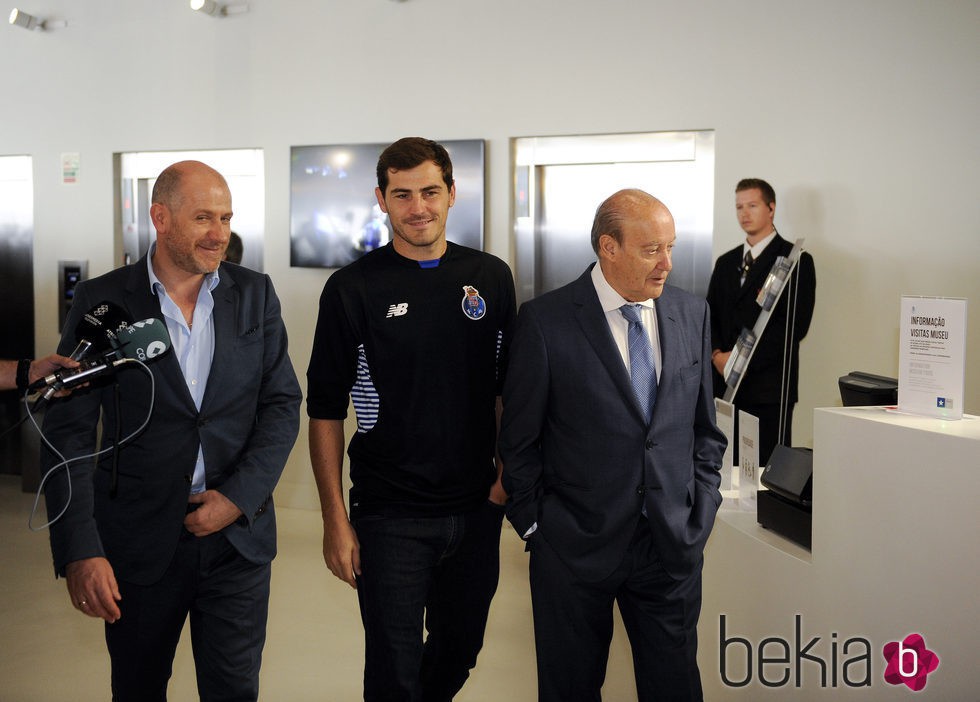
[0,475,644,701]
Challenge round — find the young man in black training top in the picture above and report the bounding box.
[307,137,516,701]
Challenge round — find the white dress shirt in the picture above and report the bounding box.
[591,262,662,383]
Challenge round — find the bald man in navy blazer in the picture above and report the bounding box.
[41,161,301,701]
[500,190,726,701]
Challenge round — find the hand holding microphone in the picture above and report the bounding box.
[2,354,77,393]
[3,301,131,396]
[36,301,133,401]
[30,318,173,394]
[29,355,81,394]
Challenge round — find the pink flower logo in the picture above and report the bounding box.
[882,634,940,691]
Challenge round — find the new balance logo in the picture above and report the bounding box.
[386,303,408,318]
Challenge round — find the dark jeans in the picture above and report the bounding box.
[104,529,271,702]
[529,517,704,702]
[352,500,505,702]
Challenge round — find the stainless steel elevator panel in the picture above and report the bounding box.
[0,156,35,479]
[513,131,715,304]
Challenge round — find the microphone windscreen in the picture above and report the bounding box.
[112,319,172,361]
[75,301,132,350]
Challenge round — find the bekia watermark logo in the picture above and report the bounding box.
[719,615,940,692]
[882,633,940,692]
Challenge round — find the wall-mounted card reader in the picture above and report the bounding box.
[58,260,88,332]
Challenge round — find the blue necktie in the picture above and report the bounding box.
[620,303,658,422]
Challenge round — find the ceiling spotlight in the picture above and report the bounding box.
[8,8,65,30]
[190,0,248,17]
[9,8,40,30]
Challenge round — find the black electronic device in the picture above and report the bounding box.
[758,445,813,550]
[57,260,88,332]
[760,445,812,506]
[838,371,898,407]
[757,491,811,549]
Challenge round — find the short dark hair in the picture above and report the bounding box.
[376,137,454,195]
[736,178,776,207]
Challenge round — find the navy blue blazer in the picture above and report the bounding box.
[41,257,302,585]
[500,266,726,582]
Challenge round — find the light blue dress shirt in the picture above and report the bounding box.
[147,243,218,494]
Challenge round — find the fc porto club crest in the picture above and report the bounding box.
[461,285,487,320]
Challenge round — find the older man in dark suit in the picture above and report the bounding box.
[500,189,726,701]
[40,160,301,701]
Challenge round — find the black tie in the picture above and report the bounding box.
[741,250,754,282]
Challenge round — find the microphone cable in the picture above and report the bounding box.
[0,369,104,443]
[25,357,156,532]
[0,378,75,442]
[0,408,29,442]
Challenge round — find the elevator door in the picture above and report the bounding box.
[0,155,35,480]
[117,149,265,271]
[513,131,714,304]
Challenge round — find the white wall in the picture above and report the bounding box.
[3,0,978,509]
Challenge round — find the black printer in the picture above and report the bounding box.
[758,445,812,549]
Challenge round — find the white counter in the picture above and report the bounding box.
[697,407,980,699]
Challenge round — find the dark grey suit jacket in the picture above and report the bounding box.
[41,256,301,585]
[500,266,726,581]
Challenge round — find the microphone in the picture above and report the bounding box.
[69,301,132,360]
[40,302,133,401]
[30,318,172,393]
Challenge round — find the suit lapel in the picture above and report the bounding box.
[117,259,265,427]
[123,260,166,325]
[201,269,238,411]
[652,288,682,406]
[123,259,190,407]
[571,268,647,423]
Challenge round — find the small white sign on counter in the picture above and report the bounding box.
[738,410,760,511]
[898,296,967,420]
[714,398,735,492]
